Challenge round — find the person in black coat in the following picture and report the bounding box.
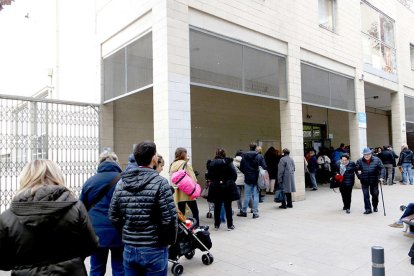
[333,153,357,214]
[264,147,281,194]
[206,148,238,231]
[0,160,98,275]
[378,146,395,186]
[356,147,385,214]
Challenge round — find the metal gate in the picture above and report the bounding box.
[0,95,100,212]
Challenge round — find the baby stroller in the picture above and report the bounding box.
[169,211,214,275]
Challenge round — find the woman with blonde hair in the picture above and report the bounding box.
[0,159,98,275]
[169,147,200,226]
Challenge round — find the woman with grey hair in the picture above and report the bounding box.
[80,149,124,276]
[277,148,296,209]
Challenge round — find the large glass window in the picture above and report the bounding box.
[190,29,287,99]
[318,0,336,31]
[301,63,355,112]
[361,1,396,75]
[127,33,153,93]
[406,96,414,123]
[103,48,125,101]
[103,32,152,102]
[190,30,243,91]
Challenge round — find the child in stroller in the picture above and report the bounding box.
[169,211,214,275]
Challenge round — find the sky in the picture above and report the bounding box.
[0,0,56,96]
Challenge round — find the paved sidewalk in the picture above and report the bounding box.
[1,184,413,275]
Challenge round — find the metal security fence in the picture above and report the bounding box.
[0,94,100,212]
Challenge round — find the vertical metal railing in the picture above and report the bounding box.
[0,95,100,212]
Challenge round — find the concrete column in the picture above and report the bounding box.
[349,77,367,188]
[100,102,114,151]
[391,90,407,151]
[280,43,305,201]
[391,89,407,181]
[152,0,191,177]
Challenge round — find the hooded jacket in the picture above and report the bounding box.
[0,185,98,275]
[80,161,123,248]
[240,151,267,185]
[206,157,238,202]
[109,167,178,247]
[125,154,138,172]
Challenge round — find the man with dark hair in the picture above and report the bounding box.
[109,141,177,275]
[378,145,395,185]
[331,143,347,164]
[237,142,267,219]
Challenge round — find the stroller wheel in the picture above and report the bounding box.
[171,263,184,276]
[184,250,195,259]
[206,212,212,219]
[202,253,214,265]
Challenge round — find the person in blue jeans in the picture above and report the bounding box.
[80,150,124,276]
[237,142,267,219]
[307,150,319,191]
[109,141,178,276]
[389,203,414,228]
[398,144,414,185]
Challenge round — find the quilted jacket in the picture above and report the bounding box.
[109,167,178,247]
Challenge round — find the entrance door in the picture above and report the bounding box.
[303,123,329,154]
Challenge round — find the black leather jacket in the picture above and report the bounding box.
[109,167,178,247]
[0,185,98,275]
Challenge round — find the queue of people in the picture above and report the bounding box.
[0,140,412,275]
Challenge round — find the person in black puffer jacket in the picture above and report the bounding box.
[356,147,385,214]
[333,153,357,214]
[206,148,239,231]
[0,160,99,276]
[109,141,177,275]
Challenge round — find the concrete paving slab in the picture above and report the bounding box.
[1,184,414,275]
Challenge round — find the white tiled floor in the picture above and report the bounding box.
[1,184,414,275]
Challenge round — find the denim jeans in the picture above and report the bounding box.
[123,245,168,276]
[402,163,414,184]
[90,246,124,276]
[309,172,317,188]
[242,183,259,215]
[399,203,414,222]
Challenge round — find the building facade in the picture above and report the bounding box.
[95,0,414,200]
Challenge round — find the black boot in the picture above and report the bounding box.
[286,193,293,208]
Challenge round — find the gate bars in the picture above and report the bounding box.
[0,94,100,212]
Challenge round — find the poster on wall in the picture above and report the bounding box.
[358,112,367,128]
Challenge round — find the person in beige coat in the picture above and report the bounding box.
[169,147,200,226]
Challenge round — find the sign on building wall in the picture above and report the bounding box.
[358,112,367,128]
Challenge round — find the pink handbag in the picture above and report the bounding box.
[171,162,201,200]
